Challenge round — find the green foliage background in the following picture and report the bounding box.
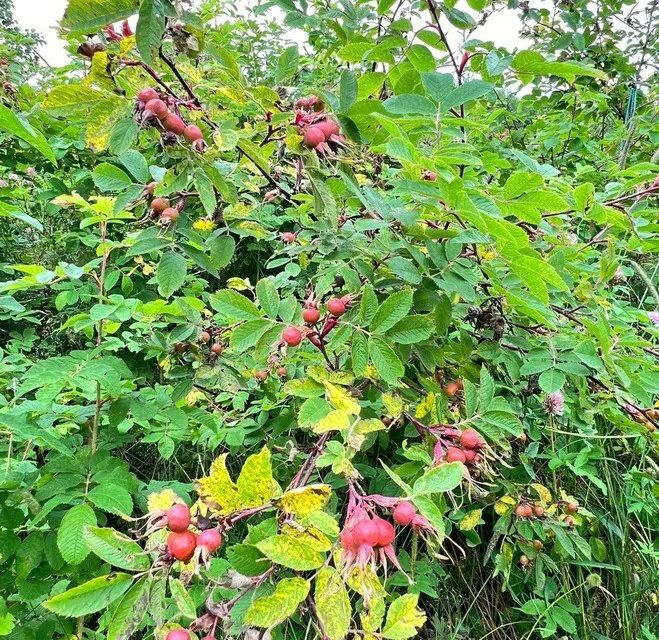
[0,0,657,639]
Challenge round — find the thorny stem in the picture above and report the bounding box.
[288,432,331,490]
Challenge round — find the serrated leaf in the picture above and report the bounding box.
[312,409,351,433]
[44,573,133,617]
[386,315,434,344]
[324,381,361,415]
[88,484,133,517]
[382,593,426,639]
[0,104,56,164]
[194,168,217,216]
[62,0,138,32]
[57,504,96,565]
[351,331,368,376]
[237,446,275,508]
[136,0,166,65]
[156,251,187,298]
[538,369,566,392]
[369,336,404,384]
[315,567,351,640]
[169,577,196,619]
[107,576,150,640]
[255,277,280,318]
[413,462,463,495]
[275,484,331,517]
[209,289,261,321]
[83,527,150,571]
[92,163,133,192]
[244,577,310,628]
[256,534,325,570]
[370,290,413,333]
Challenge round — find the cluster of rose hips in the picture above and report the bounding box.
[145,184,181,225]
[280,295,350,351]
[294,95,346,155]
[515,499,578,525]
[136,87,206,152]
[198,328,224,358]
[434,428,486,465]
[164,502,222,564]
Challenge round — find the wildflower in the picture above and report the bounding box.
[544,390,565,416]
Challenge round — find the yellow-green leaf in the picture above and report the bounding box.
[244,577,310,628]
[315,567,351,640]
[237,446,275,508]
[324,381,361,415]
[382,593,426,639]
[275,484,331,517]
[196,454,241,515]
[256,534,325,570]
[458,509,483,531]
[312,409,351,433]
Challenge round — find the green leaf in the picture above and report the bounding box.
[370,289,414,333]
[92,163,133,192]
[538,369,566,393]
[413,462,463,495]
[57,504,97,565]
[512,51,606,83]
[43,573,133,617]
[156,251,187,299]
[82,527,150,571]
[210,289,261,321]
[386,315,434,344]
[168,577,196,619]
[383,94,436,115]
[87,484,133,517]
[382,593,427,639]
[339,70,357,110]
[0,104,56,164]
[107,576,150,640]
[369,336,404,384]
[351,331,369,376]
[209,235,235,270]
[43,84,116,116]
[109,119,138,156]
[441,80,493,111]
[244,577,310,628]
[136,0,166,65]
[194,168,217,216]
[62,0,138,32]
[118,150,150,183]
[256,534,325,570]
[255,278,280,318]
[230,319,273,352]
[315,567,351,640]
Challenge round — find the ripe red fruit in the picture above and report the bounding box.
[183,124,203,143]
[255,370,268,382]
[282,326,303,346]
[446,447,466,463]
[444,382,460,397]
[373,517,395,547]
[166,629,191,640]
[167,530,197,562]
[197,528,222,553]
[166,503,191,532]
[460,429,483,450]
[145,98,169,119]
[200,330,211,343]
[210,342,223,355]
[393,501,416,526]
[281,232,297,244]
[352,519,380,548]
[302,307,320,324]
[566,502,578,513]
[533,506,545,518]
[340,528,357,552]
[151,197,170,213]
[463,448,477,463]
[138,88,158,103]
[161,207,180,223]
[327,298,346,317]
[316,118,340,139]
[515,504,533,518]
[277,366,287,378]
[163,113,186,135]
[303,125,326,148]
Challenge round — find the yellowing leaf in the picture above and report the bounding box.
[315,567,351,640]
[281,523,332,552]
[354,418,386,435]
[237,447,275,509]
[494,495,517,516]
[324,381,361,415]
[361,591,386,635]
[382,393,404,418]
[313,409,351,433]
[147,489,178,513]
[275,484,331,517]
[530,483,552,504]
[256,534,325,570]
[226,277,251,290]
[458,509,483,531]
[347,565,385,598]
[382,593,426,639]
[244,577,310,628]
[415,393,435,420]
[195,454,241,515]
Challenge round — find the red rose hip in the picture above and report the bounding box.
[393,501,416,526]
[163,113,186,135]
[445,447,466,463]
[138,88,158,103]
[167,530,197,562]
[197,528,222,553]
[303,125,326,148]
[166,630,191,640]
[282,326,303,346]
[327,298,346,317]
[166,503,191,532]
[183,124,203,143]
[302,307,320,324]
[145,98,169,119]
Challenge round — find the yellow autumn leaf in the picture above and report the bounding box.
[226,277,251,290]
[458,509,483,531]
[236,446,276,508]
[382,393,404,419]
[315,567,351,640]
[281,523,332,552]
[415,393,436,419]
[312,409,351,433]
[147,489,178,513]
[275,484,331,517]
[382,593,426,639]
[244,577,310,628]
[494,495,517,516]
[531,483,552,504]
[195,454,241,515]
[325,381,361,415]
